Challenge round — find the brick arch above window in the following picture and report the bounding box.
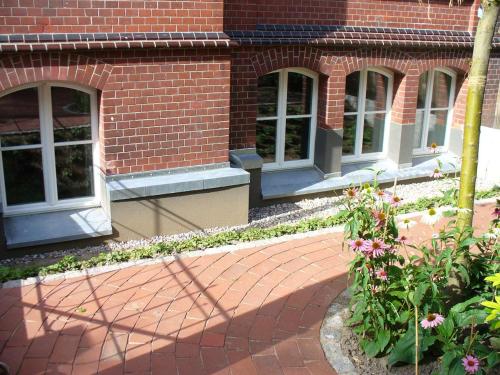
[411,50,471,75]
[250,46,338,78]
[337,49,413,76]
[0,53,112,93]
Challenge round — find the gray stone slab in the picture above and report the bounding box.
[314,127,343,176]
[448,127,463,156]
[387,123,415,168]
[262,153,460,199]
[4,207,112,248]
[108,167,250,201]
[230,149,263,170]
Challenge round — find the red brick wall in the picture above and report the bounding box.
[230,46,470,149]
[224,0,476,32]
[0,50,231,176]
[483,54,500,129]
[0,0,223,34]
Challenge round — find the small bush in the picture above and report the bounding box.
[341,178,499,374]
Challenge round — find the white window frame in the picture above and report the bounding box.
[342,67,393,163]
[257,68,318,172]
[413,68,456,155]
[0,82,101,216]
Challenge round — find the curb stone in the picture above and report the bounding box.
[320,289,358,375]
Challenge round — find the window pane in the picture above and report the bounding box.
[417,72,429,109]
[284,118,310,161]
[365,71,388,112]
[256,120,277,164]
[286,72,313,115]
[0,88,41,147]
[2,149,45,205]
[362,113,386,154]
[342,115,357,156]
[257,73,279,117]
[431,71,452,108]
[55,144,94,200]
[52,87,92,143]
[414,110,425,149]
[426,110,448,147]
[345,72,360,113]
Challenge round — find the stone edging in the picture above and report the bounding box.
[320,289,358,375]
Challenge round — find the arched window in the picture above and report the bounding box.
[0,83,100,215]
[256,68,318,170]
[342,68,393,160]
[414,68,456,152]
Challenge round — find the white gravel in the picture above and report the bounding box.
[0,177,497,268]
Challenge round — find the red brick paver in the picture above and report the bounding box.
[0,203,495,375]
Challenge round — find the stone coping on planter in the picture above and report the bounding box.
[107,165,250,201]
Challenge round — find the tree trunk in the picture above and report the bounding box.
[457,1,499,232]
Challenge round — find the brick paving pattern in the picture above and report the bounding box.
[0,203,495,375]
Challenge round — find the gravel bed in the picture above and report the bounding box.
[0,177,497,268]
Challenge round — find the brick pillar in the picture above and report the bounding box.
[314,72,344,178]
[387,72,419,169]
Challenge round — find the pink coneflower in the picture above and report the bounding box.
[375,269,388,281]
[430,168,443,179]
[344,187,358,199]
[420,313,444,329]
[429,142,439,153]
[366,238,390,258]
[462,355,480,374]
[375,189,386,200]
[349,238,368,252]
[396,235,408,244]
[372,210,387,227]
[493,207,500,218]
[371,285,380,294]
[390,195,403,207]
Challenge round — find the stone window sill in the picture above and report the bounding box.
[261,152,460,200]
[4,207,112,249]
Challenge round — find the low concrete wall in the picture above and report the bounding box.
[478,126,500,184]
[110,185,249,241]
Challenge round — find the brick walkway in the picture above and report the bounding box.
[0,203,495,375]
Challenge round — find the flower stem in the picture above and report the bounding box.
[415,304,419,375]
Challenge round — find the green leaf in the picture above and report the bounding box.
[414,283,429,305]
[454,309,487,327]
[487,352,500,368]
[376,329,391,353]
[439,351,461,375]
[490,337,500,351]
[437,316,455,339]
[448,357,466,375]
[396,310,410,324]
[450,295,482,313]
[387,321,435,366]
[459,237,478,248]
[366,341,381,358]
[456,264,470,286]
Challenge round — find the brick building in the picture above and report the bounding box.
[0,0,497,249]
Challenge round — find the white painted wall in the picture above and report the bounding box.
[477,126,500,184]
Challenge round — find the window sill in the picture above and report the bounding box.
[261,152,460,200]
[4,207,112,249]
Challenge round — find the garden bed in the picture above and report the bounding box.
[321,291,441,375]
